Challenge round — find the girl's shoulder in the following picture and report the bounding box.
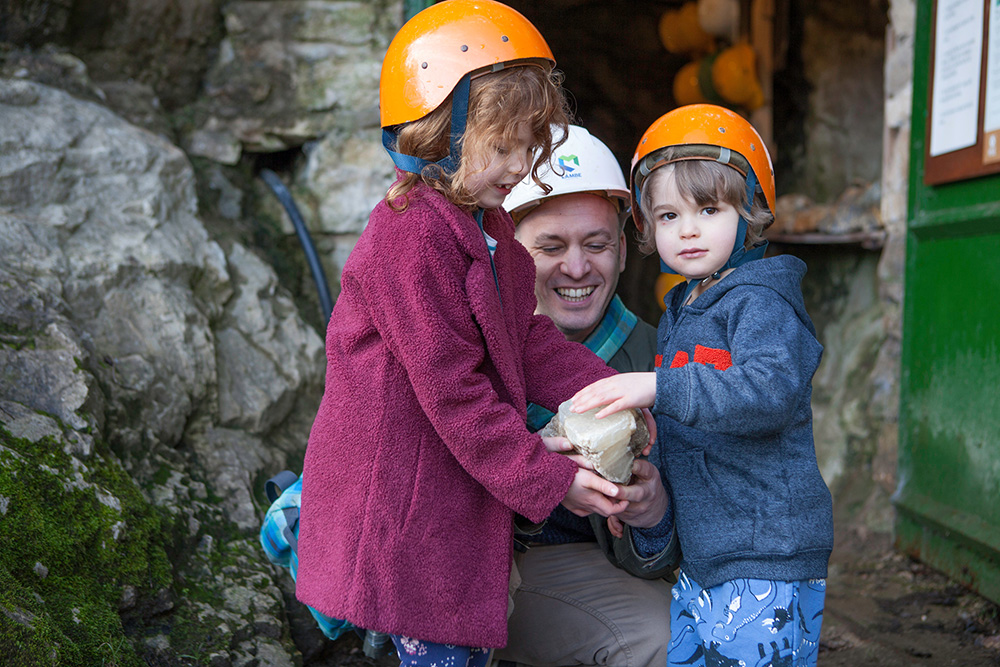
[368,185,461,238]
[366,184,492,259]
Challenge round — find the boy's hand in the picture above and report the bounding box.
[562,468,629,517]
[571,372,657,418]
[607,515,625,538]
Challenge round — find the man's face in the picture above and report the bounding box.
[515,193,626,342]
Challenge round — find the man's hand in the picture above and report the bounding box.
[571,372,656,418]
[561,468,629,517]
[607,459,668,529]
[639,408,656,456]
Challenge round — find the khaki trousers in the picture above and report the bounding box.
[497,542,672,667]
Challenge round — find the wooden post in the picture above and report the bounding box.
[751,0,775,158]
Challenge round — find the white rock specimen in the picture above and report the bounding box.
[540,400,649,483]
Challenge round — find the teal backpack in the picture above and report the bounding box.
[259,471,391,657]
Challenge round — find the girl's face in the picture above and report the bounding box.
[648,168,740,280]
[467,123,534,210]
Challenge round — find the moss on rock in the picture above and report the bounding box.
[0,426,172,666]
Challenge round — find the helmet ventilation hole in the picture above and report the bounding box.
[461,44,468,52]
[421,62,428,69]
[502,35,509,42]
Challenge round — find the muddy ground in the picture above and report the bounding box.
[295,531,1000,667]
[820,529,1000,666]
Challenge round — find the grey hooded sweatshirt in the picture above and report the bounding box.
[643,254,833,589]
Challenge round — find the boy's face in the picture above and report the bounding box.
[515,193,626,343]
[648,169,740,280]
[468,123,534,210]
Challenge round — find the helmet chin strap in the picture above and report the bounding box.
[382,72,472,177]
[663,168,769,305]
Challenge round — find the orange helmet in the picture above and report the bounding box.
[380,0,555,128]
[630,104,775,234]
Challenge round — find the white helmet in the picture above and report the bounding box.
[505,125,629,221]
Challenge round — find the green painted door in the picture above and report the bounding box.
[896,0,1000,603]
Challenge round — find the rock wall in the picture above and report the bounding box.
[1,0,403,661]
[0,76,327,665]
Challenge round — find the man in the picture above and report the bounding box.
[496,126,677,667]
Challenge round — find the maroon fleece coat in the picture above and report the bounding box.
[295,182,615,648]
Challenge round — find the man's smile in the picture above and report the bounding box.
[555,286,597,302]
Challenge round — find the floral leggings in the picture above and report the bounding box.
[667,570,826,667]
[390,635,492,667]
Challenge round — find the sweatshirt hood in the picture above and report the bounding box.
[676,255,816,336]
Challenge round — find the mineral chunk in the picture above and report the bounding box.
[539,400,649,483]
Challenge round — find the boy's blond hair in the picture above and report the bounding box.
[635,152,774,256]
[386,66,571,211]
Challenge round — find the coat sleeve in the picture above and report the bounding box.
[653,288,823,437]
[353,208,577,524]
[521,312,617,412]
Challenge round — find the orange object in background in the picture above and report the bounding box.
[658,2,715,56]
[671,43,764,112]
[673,61,708,106]
[655,272,687,310]
[711,42,764,111]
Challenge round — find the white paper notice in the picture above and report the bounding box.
[930,0,984,157]
[984,0,1000,162]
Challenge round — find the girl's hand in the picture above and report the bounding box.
[561,468,629,517]
[607,515,625,539]
[571,372,657,418]
[541,436,573,453]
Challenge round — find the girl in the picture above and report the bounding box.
[573,105,833,667]
[295,2,632,665]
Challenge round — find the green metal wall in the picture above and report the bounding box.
[896,0,1000,603]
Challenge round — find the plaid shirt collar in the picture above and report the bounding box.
[526,295,638,431]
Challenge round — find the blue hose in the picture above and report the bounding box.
[259,169,334,328]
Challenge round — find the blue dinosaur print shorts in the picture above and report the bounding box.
[667,570,826,667]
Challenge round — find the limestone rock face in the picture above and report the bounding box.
[541,400,648,483]
[188,0,400,160]
[0,77,322,665]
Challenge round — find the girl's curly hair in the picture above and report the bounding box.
[385,65,571,211]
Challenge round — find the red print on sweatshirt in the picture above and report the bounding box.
[655,345,733,371]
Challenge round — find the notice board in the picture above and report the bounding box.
[925,0,1000,184]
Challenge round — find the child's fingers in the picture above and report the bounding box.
[599,500,628,516]
[592,476,620,499]
[576,468,619,498]
[594,399,631,419]
[607,515,625,539]
[540,436,573,453]
[570,379,617,412]
[565,453,594,470]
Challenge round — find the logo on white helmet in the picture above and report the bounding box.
[557,154,582,178]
